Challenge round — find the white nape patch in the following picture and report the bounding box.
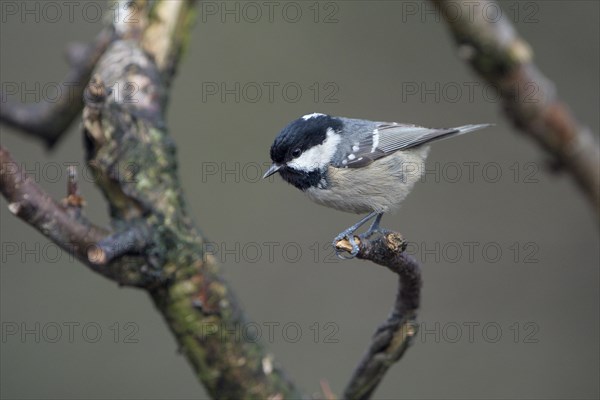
[348,154,356,160]
[371,129,379,153]
[302,113,326,120]
[352,145,360,152]
[287,128,340,172]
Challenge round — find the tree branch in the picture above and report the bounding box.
[0,28,115,148]
[0,146,148,286]
[430,0,600,216]
[141,0,194,85]
[77,0,302,397]
[0,146,105,259]
[335,234,421,400]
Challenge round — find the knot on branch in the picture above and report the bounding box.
[386,232,405,250]
[87,221,152,266]
[85,74,110,107]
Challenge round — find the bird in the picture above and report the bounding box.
[263,113,491,257]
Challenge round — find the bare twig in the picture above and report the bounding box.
[430,0,600,216]
[0,146,105,260]
[321,379,337,400]
[0,146,150,286]
[62,165,85,210]
[0,28,115,147]
[337,234,421,400]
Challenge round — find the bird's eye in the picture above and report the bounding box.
[292,148,302,158]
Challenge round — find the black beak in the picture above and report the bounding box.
[263,163,281,179]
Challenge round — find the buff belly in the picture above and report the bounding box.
[305,147,429,214]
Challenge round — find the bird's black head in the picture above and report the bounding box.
[264,113,344,190]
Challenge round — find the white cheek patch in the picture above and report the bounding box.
[302,113,326,120]
[287,128,340,172]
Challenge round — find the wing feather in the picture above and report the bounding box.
[342,123,490,168]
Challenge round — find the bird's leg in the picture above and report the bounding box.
[360,212,385,238]
[333,211,379,258]
[358,213,389,239]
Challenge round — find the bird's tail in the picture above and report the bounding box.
[392,123,494,150]
[453,123,494,135]
[431,123,493,144]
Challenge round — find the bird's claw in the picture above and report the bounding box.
[332,211,386,260]
[333,231,360,259]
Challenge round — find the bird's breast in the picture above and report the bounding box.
[304,151,427,214]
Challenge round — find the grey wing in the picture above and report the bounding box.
[341,122,491,168]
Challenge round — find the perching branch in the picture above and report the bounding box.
[0,27,115,148]
[336,234,421,400]
[430,0,600,216]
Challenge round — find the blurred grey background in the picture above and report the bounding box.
[1,1,598,399]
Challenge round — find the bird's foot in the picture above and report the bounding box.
[334,228,392,259]
[332,211,384,259]
[333,230,360,259]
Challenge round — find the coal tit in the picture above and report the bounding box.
[264,113,491,257]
